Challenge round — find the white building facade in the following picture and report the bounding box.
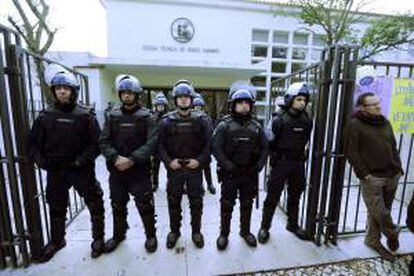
[55,0,413,121]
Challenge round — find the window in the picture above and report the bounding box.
[251,59,264,64]
[273,31,289,44]
[292,62,306,72]
[252,29,269,42]
[272,62,287,73]
[255,90,266,102]
[313,35,326,47]
[292,48,307,60]
[251,45,268,57]
[272,46,288,58]
[293,33,308,45]
[251,76,267,87]
[311,49,322,60]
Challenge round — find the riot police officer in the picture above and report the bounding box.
[192,94,216,195]
[28,71,105,261]
[212,82,268,250]
[99,75,158,253]
[158,80,212,249]
[258,82,312,243]
[151,92,169,192]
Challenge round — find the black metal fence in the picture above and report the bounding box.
[0,24,89,268]
[266,45,413,246]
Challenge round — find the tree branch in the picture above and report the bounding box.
[7,16,27,40]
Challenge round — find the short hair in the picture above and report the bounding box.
[356,92,376,107]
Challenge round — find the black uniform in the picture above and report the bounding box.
[201,112,215,192]
[28,102,104,252]
[261,108,312,232]
[158,110,212,237]
[212,114,267,240]
[99,105,157,244]
[151,109,167,191]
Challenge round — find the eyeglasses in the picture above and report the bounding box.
[363,101,381,107]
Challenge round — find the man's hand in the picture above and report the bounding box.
[186,159,200,170]
[115,156,134,171]
[169,159,182,170]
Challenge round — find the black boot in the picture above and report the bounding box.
[190,197,204,248]
[239,200,257,247]
[167,196,182,249]
[257,206,275,244]
[41,240,66,263]
[286,223,311,241]
[137,200,158,253]
[216,235,229,251]
[166,231,181,249]
[257,228,269,244]
[192,232,204,248]
[91,239,105,259]
[286,190,311,241]
[217,200,233,251]
[105,203,128,253]
[87,197,105,258]
[41,207,67,263]
[145,237,158,253]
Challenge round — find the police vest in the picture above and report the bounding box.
[108,107,150,156]
[223,117,262,167]
[165,110,206,159]
[272,110,312,154]
[41,104,93,161]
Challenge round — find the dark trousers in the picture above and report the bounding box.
[151,156,161,187]
[219,171,258,236]
[166,169,204,233]
[202,162,213,186]
[261,160,306,230]
[46,166,104,243]
[108,167,156,238]
[360,175,399,246]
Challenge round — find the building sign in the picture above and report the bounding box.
[389,78,414,133]
[171,18,194,43]
[142,44,220,54]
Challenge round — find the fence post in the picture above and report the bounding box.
[7,44,44,263]
[304,46,334,245]
[325,46,359,245]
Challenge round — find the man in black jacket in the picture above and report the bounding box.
[212,82,268,250]
[346,92,404,262]
[151,92,169,192]
[258,82,312,244]
[28,71,105,262]
[193,94,216,195]
[158,80,212,249]
[99,75,158,253]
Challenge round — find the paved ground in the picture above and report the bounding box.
[245,254,413,275]
[2,158,413,276]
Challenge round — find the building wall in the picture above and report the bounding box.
[104,0,328,119]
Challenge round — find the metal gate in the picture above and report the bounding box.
[0,24,89,268]
[267,45,413,246]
